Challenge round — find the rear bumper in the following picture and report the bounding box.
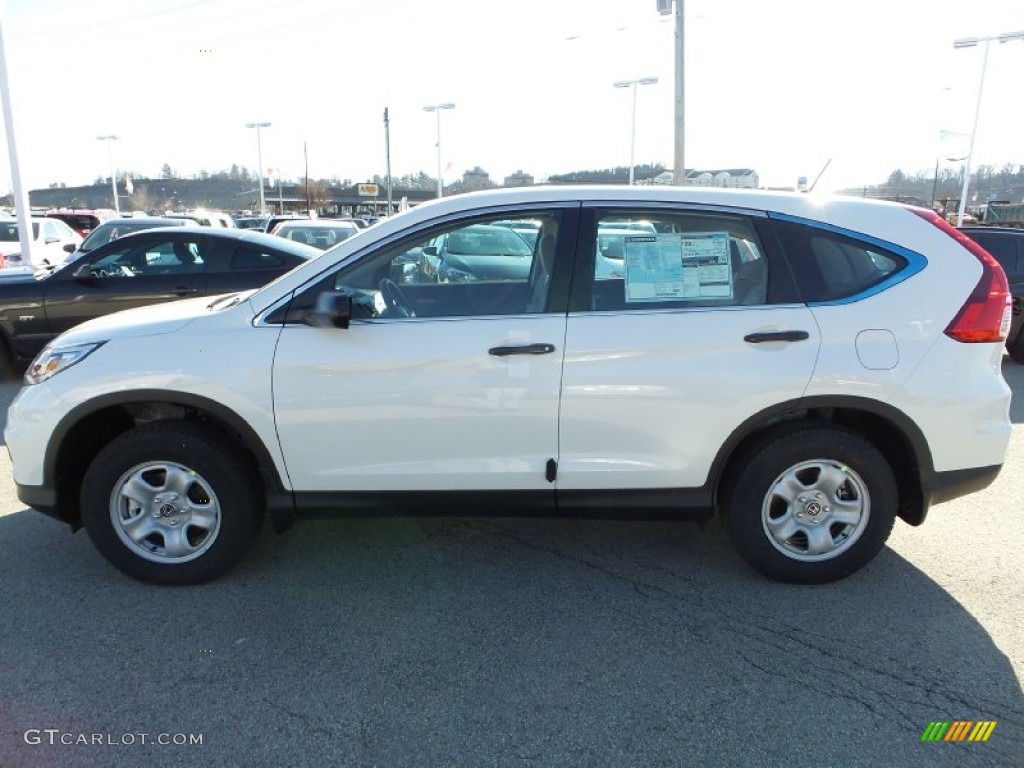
[927,464,1002,505]
[907,464,1002,526]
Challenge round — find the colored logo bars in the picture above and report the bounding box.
[921,721,997,742]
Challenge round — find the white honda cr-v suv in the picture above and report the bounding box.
[5,187,1012,585]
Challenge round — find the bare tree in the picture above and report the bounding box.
[301,178,334,214]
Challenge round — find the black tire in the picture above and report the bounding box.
[81,421,264,585]
[1007,332,1024,364]
[0,336,19,382]
[721,424,897,584]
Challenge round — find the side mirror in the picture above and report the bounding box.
[422,245,438,257]
[71,262,94,280]
[305,291,352,329]
[63,243,77,253]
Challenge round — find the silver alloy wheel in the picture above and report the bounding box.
[109,461,222,564]
[761,459,870,562]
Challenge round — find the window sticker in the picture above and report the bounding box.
[623,232,733,302]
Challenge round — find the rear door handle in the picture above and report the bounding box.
[173,286,199,296]
[488,343,556,357]
[743,330,810,343]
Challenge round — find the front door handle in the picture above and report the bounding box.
[743,330,810,343]
[488,343,556,357]
[173,286,199,296]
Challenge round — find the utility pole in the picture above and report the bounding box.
[384,107,393,215]
[658,0,685,185]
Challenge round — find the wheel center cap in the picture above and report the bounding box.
[804,501,823,517]
[158,503,177,518]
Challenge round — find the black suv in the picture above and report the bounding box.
[959,226,1024,362]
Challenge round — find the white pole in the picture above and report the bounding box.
[435,108,443,198]
[0,7,34,266]
[614,78,657,185]
[628,81,638,185]
[423,104,455,198]
[674,0,685,185]
[951,31,1024,225]
[246,122,271,215]
[957,40,989,227]
[255,126,265,215]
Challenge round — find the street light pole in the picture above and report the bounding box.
[245,122,271,214]
[657,0,685,185]
[422,103,455,198]
[613,77,658,184]
[96,135,120,214]
[952,31,1024,225]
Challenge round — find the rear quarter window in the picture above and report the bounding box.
[773,219,909,303]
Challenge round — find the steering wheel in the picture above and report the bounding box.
[379,278,415,318]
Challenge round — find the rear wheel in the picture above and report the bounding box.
[81,422,263,585]
[722,425,897,584]
[0,336,19,381]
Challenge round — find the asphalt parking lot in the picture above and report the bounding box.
[0,366,1021,768]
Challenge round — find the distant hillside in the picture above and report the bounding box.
[26,178,262,213]
[840,164,1024,207]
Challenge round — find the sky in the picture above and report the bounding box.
[1,0,1024,197]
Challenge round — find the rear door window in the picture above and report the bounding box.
[577,209,775,311]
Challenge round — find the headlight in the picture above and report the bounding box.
[25,341,106,385]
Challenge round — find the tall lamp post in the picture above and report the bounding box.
[245,122,271,214]
[657,0,684,184]
[613,77,658,184]
[96,135,120,214]
[422,102,455,198]
[952,31,1024,225]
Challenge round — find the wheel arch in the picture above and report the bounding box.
[709,395,934,526]
[47,390,292,530]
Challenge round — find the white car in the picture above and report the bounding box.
[5,186,1012,585]
[0,217,82,268]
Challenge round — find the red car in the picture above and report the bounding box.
[45,208,118,238]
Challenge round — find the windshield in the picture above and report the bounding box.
[445,226,532,256]
[80,221,167,252]
[278,225,358,249]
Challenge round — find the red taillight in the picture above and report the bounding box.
[912,208,1011,343]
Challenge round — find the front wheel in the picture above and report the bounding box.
[81,422,264,585]
[721,425,897,584]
